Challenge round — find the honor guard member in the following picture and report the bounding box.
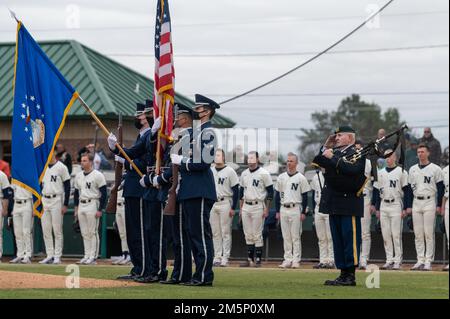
[39,151,71,265]
[441,165,449,271]
[108,101,160,280]
[239,151,274,268]
[373,150,410,270]
[408,144,444,271]
[210,148,239,267]
[275,153,310,269]
[158,103,194,285]
[0,170,13,262]
[169,95,219,286]
[310,168,335,269]
[74,153,107,265]
[312,126,366,286]
[112,188,131,265]
[10,184,34,264]
[355,141,375,270]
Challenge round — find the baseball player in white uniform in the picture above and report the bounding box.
[310,168,335,269]
[74,153,107,265]
[408,145,445,271]
[373,150,410,270]
[357,141,375,270]
[113,188,131,265]
[239,151,274,267]
[10,184,34,264]
[0,170,13,262]
[210,149,239,268]
[441,165,448,271]
[39,153,71,265]
[275,153,311,269]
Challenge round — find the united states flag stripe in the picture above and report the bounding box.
[153,0,174,148]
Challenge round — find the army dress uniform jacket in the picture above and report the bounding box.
[312,144,367,217]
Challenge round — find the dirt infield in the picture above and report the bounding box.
[0,270,140,289]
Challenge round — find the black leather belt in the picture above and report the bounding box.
[217,198,227,202]
[245,201,259,206]
[283,203,297,208]
[416,196,431,200]
[117,203,124,207]
[15,200,28,204]
[384,199,395,203]
[80,199,92,204]
[44,194,57,199]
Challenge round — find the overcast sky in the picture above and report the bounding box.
[1,0,448,156]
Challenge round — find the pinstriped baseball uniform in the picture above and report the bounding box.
[75,170,106,260]
[409,163,444,264]
[41,161,70,259]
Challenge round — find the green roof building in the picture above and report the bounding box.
[0,40,235,163]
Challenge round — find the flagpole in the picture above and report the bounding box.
[77,95,144,177]
[155,94,164,174]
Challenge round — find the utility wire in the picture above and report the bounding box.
[219,0,396,105]
[196,91,449,98]
[107,44,448,58]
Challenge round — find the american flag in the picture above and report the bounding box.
[153,0,175,143]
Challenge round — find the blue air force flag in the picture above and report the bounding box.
[11,22,78,218]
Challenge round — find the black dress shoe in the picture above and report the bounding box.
[160,278,181,285]
[134,275,160,284]
[116,274,138,280]
[325,274,356,286]
[180,280,213,287]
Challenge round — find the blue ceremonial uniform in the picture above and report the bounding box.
[157,128,193,284]
[177,120,217,285]
[112,128,154,278]
[122,146,146,277]
[312,131,366,280]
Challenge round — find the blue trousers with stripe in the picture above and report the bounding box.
[149,202,169,280]
[124,197,144,276]
[329,215,362,270]
[170,202,192,283]
[183,198,215,283]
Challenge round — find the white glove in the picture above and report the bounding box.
[152,117,162,134]
[114,155,125,164]
[108,133,117,150]
[139,176,146,188]
[152,175,160,187]
[170,154,183,165]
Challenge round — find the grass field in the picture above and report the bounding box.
[0,264,448,299]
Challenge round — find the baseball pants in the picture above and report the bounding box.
[78,200,100,260]
[360,196,372,264]
[13,200,34,258]
[280,206,302,263]
[41,196,64,259]
[445,201,449,251]
[412,198,436,264]
[0,205,4,258]
[210,198,233,263]
[241,202,265,248]
[380,201,403,264]
[115,202,129,253]
[314,210,334,264]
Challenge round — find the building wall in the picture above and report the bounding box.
[0,118,137,165]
